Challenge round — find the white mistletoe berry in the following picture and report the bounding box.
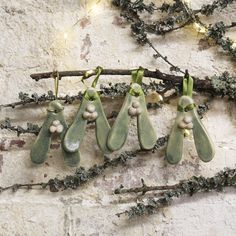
[90,111,98,120]
[56,124,64,133]
[178,121,187,129]
[128,107,139,117]
[52,120,60,126]
[86,104,96,113]
[82,104,98,121]
[49,126,57,133]
[83,111,91,120]
[132,101,140,108]
[183,116,192,124]
[49,120,64,134]
[178,116,194,130]
[136,108,142,115]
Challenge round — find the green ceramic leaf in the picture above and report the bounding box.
[107,93,132,151]
[93,96,111,153]
[30,100,64,164]
[191,109,215,162]
[62,149,80,167]
[31,100,80,166]
[30,112,54,164]
[63,96,89,153]
[166,112,184,164]
[137,93,157,150]
[58,113,80,167]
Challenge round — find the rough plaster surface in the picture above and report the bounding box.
[0,0,235,235]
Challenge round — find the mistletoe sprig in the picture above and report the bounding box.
[116,168,236,218]
[0,136,168,193]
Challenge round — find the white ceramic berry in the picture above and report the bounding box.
[52,120,60,126]
[49,126,57,133]
[132,101,140,108]
[83,111,91,120]
[178,121,187,129]
[128,107,137,117]
[90,111,98,120]
[136,108,142,115]
[186,123,193,129]
[86,104,96,113]
[184,116,192,124]
[56,124,64,133]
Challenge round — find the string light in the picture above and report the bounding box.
[194,22,207,33]
[183,0,191,6]
[63,32,68,40]
[231,41,236,49]
[87,0,102,15]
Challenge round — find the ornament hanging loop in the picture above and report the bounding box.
[53,71,60,100]
[132,67,144,85]
[182,70,193,98]
[129,67,144,96]
[92,66,103,88]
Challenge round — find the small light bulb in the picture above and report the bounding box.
[87,0,102,15]
[231,41,236,49]
[64,32,68,40]
[194,23,207,33]
[184,0,191,6]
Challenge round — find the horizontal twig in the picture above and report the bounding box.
[30,68,213,93]
[114,178,177,195]
[0,136,168,193]
[116,168,236,218]
[30,68,183,81]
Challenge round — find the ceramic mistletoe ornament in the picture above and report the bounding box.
[107,68,157,151]
[63,67,111,154]
[30,74,80,167]
[166,74,215,164]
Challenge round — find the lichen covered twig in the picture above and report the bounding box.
[0,136,168,193]
[116,168,236,217]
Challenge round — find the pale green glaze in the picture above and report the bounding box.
[166,95,215,164]
[107,93,132,151]
[191,109,215,162]
[30,111,55,164]
[31,100,80,166]
[59,112,80,167]
[137,93,157,150]
[63,88,111,154]
[62,149,80,167]
[94,96,111,153]
[166,112,184,164]
[63,96,89,153]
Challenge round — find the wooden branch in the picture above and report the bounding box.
[30,68,214,93]
[114,178,177,195]
[116,168,236,217]
[30,68,183,81]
